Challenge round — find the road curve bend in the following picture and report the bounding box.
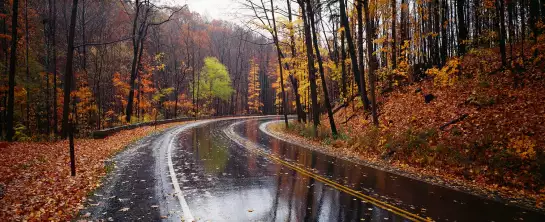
[79,117,545,222]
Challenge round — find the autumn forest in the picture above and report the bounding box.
[1,0,545,220]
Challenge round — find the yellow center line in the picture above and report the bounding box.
[225,123,432,222]
[260,150,431,222]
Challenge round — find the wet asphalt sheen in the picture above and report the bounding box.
[80,117,545,222]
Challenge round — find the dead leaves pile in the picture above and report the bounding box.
[0,122,185,221]
[291,46,545,209]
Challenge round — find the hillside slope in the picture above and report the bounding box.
[284,44,545,208]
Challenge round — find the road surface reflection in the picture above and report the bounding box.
[169,118,544,221]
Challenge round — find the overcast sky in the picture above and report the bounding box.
[159,0,241,23]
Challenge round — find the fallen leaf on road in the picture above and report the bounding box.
[119,207,130,212]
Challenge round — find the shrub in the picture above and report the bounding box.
[350,126,381,153]
[486,136,544,189]
[388,128,439,165]
[14,124,31,142]
[287,122,316,139]
[426,57,460,87]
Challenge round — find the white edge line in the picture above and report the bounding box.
[167,124,196,222]
[166,116,272,221]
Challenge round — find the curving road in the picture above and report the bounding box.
[80,116,545,221]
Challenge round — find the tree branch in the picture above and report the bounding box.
[74,36,133,48]
[148,5,186,26]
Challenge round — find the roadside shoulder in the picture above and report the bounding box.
[261,120,545,214]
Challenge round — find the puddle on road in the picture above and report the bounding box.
[170,118,545,222]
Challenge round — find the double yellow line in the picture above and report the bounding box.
[258,149,431,222]
[225,123,432,221]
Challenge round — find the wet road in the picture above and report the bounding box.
[169,117,545,221]
[80,117,545,221]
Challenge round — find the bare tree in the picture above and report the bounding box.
[125,1,184,123]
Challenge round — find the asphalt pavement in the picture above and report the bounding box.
[79,117,545,221]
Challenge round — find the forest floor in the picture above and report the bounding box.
[270,45,545,211]
[0,121,189,221]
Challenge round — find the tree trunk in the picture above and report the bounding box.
[6,0,19,141]
[25,0,30,135]
[1,0,7,138]
[340,31,348,97]
[61,0,79,138]
[433,0,441,66]
[80,0,86,71]
[391,0,397,69]
[43,7,50,135]
[363,0,379,126]
[299,0,320,133]
[193,51,201,119]
[475,0,481,46]
[307,0,337,136]
[401,0,408,44]
[457,0,468,55]
[529,0,539,42]
[173,61,179,118]
[192,49,197,117]
[270,0,289,128]
[51,0,58,135]
[441,0,449,65]
[353,0,371,110]
[287,0,306,123]
[126,0,143,123]
[497,0,507,67]
[529,0,541,56]
[507,0,515,58]
[95,48,104,129]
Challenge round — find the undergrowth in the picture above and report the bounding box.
[278,41,545,206]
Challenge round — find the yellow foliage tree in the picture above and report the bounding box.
[247,58,262,114]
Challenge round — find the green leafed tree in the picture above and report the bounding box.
[194,57,234,103]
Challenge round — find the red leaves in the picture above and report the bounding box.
[292,45,545,209]
[0,123,184,221]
